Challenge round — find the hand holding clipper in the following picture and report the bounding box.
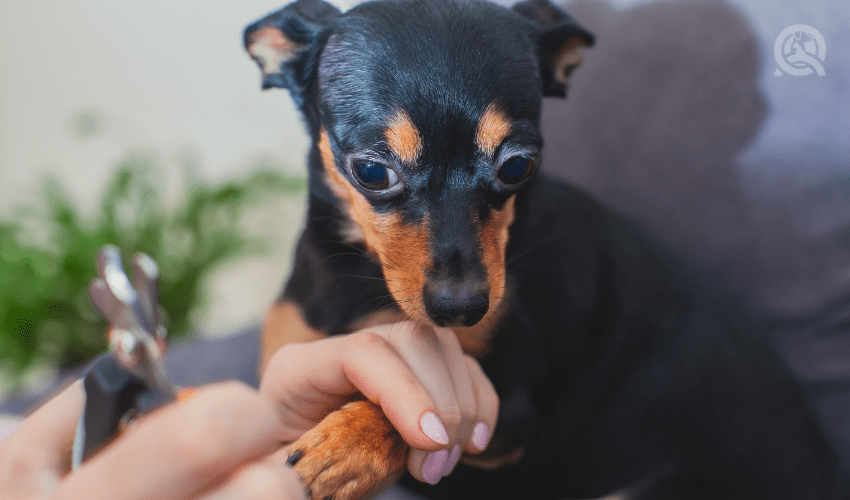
[72,245,181,469]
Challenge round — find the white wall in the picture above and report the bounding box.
[0,0,359,336]
[0,0,359,213]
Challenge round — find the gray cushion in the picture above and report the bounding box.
[543,0,850,464]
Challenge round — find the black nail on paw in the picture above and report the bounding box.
[287,449,305,465]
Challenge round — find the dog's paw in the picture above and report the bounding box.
[286,400,409,500]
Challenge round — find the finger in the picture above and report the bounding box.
[0,381,83,498]
[400,329,497,482]
[429,327,477,477]
[260,333,446,451]
[462,355,498,454]
[372,323,462,440]
[408,359,499,482]
[432,326,477,425]
[408,446,450,486]
[53,382,281,500]
[366,323,465,484]
[196,461,307,500]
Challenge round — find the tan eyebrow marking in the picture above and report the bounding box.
[475,103,512,156]
[384,109,423,164]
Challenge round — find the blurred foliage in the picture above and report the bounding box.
[0,153,305,388]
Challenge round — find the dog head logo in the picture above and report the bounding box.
[774,24,826,77]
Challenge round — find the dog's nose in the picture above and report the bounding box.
[423,281,489,327]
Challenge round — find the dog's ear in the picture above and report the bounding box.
[244,0,340,95]
[513,0,594,97]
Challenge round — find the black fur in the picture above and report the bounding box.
[409,179,848,499]
[245,0,847,497]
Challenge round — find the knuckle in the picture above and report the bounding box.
[480,378,498,406]
[396,377,423,399]
[465,355,499,410]
[487,385,502,412]
[483,379,500,415]
[440,407,464,431]
[266,343,306,374]
[346,330,389,353]
[267,343,295,368]
[0,448,47,494]
[463,354,486,378]
[460,398,477,423]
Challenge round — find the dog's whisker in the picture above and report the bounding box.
[334,274,390,282]
[331,242,400,272]
[315,251,381,268]
[504,235,560,267]
[372,247,406,273]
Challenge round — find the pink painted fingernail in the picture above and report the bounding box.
[442,443,462,477]
[422,449,449,484]
[420,412,449,445]
[472,422,489,451]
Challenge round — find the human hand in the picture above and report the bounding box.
[0,321,498,499]
[260,321,499,485]
[0,380,307,500]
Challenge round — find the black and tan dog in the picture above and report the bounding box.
[244,0,847,498]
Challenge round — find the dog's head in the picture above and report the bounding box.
[245,0,592,329]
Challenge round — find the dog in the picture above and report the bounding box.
[244,0,847,498]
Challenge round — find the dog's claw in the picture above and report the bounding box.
[288,448,305,466]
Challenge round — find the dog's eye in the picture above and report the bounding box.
[497,156,533,184]
[353,161,398,190]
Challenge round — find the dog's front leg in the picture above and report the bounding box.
[261,300,326,372]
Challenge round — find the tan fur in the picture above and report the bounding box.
[384,109,423,164]
[260,301,325,373]
[552,37,587,86]
[475,103,512,156]
[247,26,304,75]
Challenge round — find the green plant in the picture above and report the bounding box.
[0,152,305,389]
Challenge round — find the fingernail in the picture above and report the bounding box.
[442,443,462,477]
[422,449,449,484]
[420,412,449,445]
[472,422,489,451]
